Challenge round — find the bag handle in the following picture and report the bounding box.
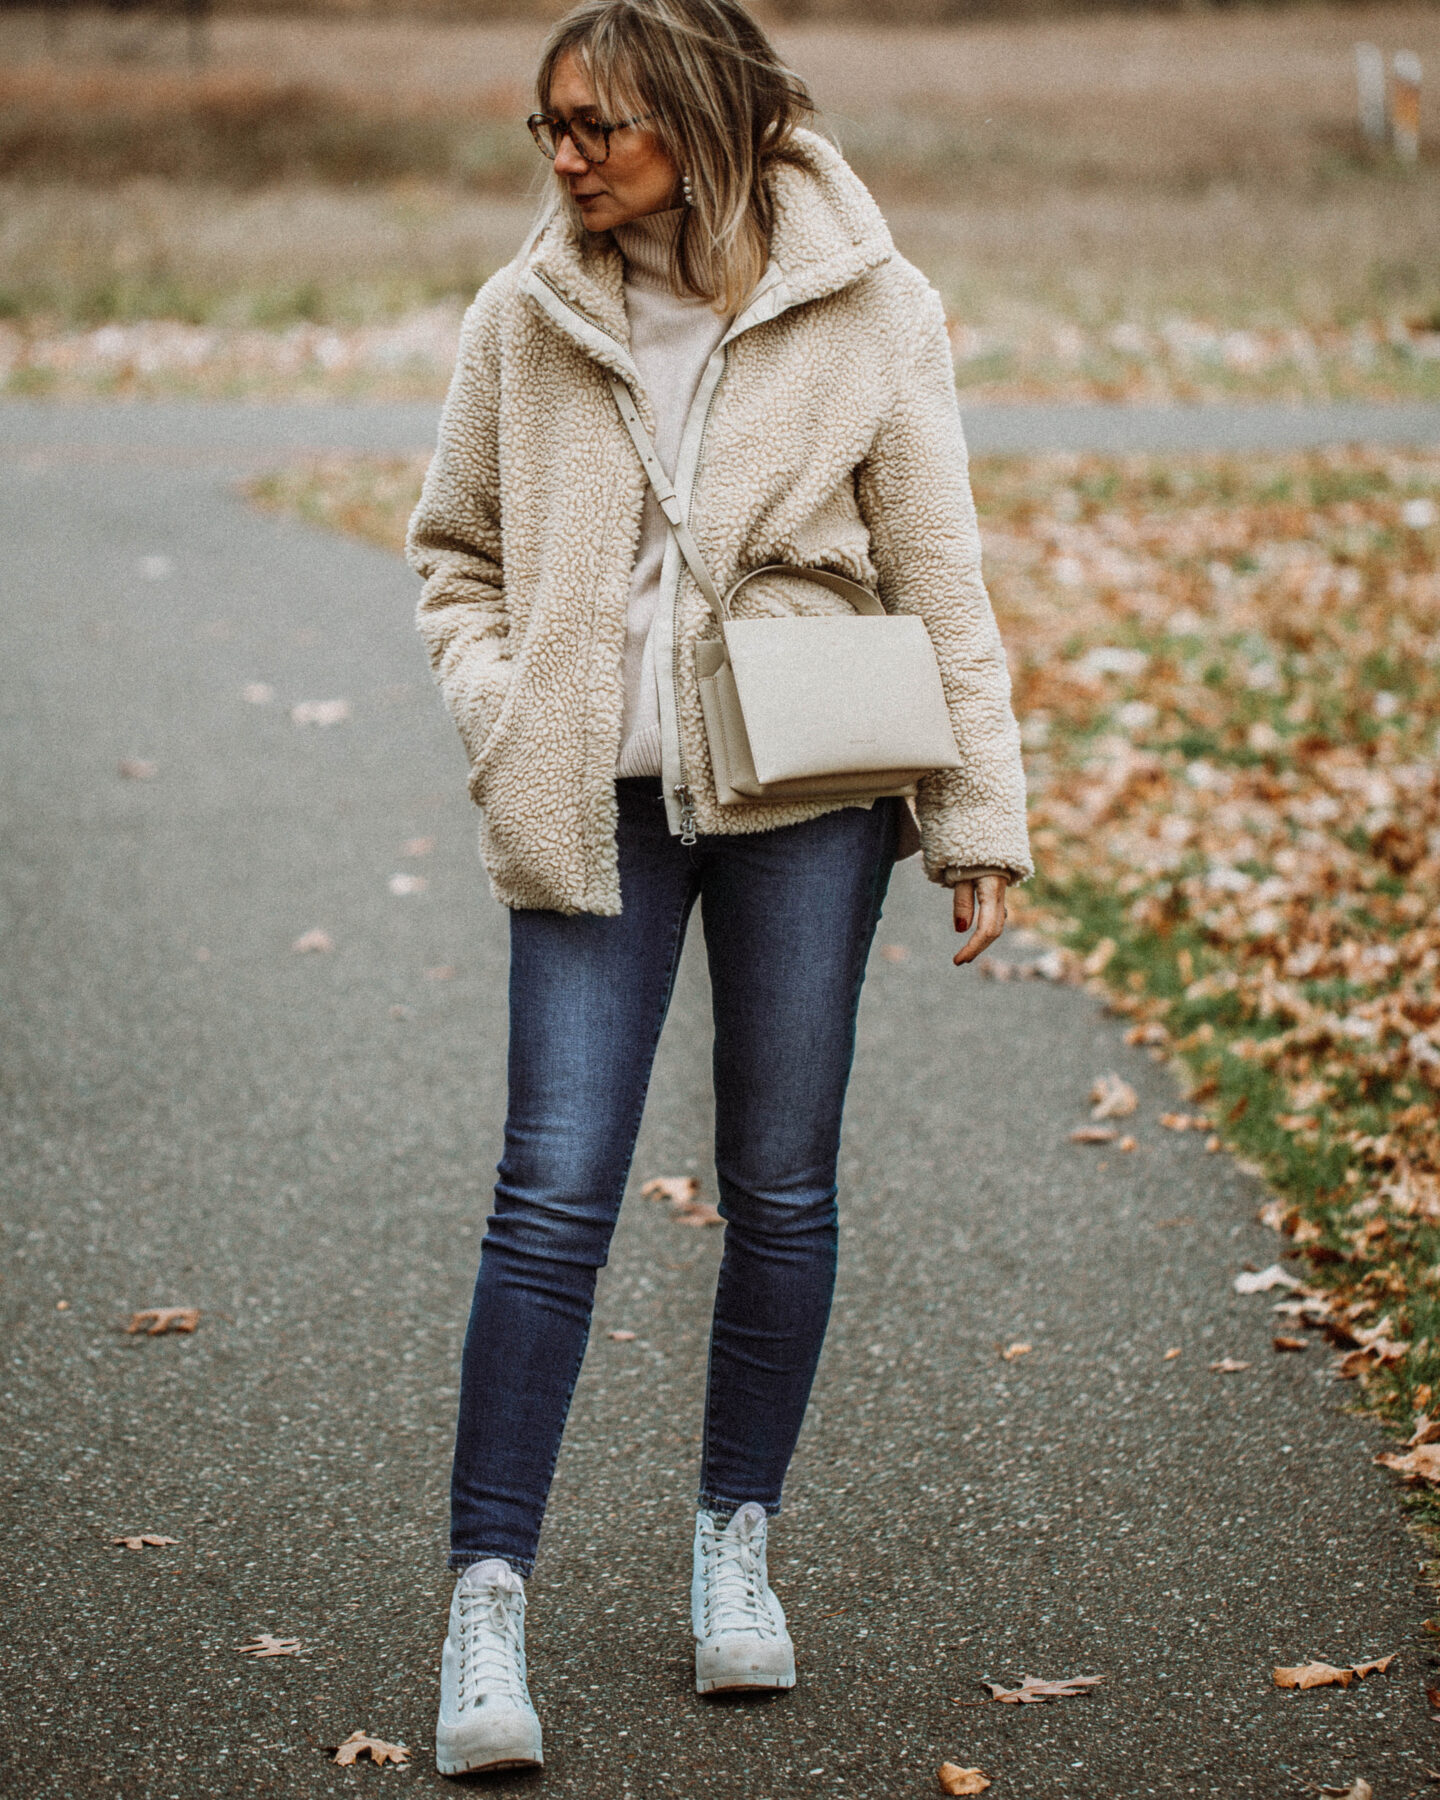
[609,377,884,623]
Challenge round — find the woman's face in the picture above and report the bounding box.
[546,50,681,233]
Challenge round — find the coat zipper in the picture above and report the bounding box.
[669,342,727,847]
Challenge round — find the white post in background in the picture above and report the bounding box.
[1392,51,1422,163]
[1356,43,1388,144]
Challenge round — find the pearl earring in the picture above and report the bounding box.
[681,172,695,207]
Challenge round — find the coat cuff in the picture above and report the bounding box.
[938,864,1013,885]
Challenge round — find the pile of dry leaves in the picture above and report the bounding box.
[978,447,1440,1465]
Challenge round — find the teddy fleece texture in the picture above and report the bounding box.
[406,127,1033,917]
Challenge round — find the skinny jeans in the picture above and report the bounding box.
[450,778,899,1576]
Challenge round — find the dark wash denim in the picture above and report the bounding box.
[449,778,900,1576]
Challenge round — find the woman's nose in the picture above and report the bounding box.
[552,134,590,177]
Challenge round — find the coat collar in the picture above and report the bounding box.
[520,127,893,374]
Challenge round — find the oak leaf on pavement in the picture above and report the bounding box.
[641,1176,723,1227]
[329,1731,409,1767]
[938,1766,991,1795]
[1273,1655,1394,1689]
[112,1534,178,1550]
[982,1673,1104,1704]
[1233,1265,1301,1294]
[126,1307,199,1335]
[1090,1073,1138,1119]
[237,1635,302,1657]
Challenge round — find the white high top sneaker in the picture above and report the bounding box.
[691,1503,796,1695]
[435,1559,543,1776]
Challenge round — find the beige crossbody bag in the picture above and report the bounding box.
[611,377,962,807]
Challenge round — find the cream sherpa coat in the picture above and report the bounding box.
[407,127,1032,916]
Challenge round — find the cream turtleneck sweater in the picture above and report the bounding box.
[610,207,730,779]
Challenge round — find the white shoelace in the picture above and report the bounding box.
[701,1522,777,1638]
[456,1583,528,1705]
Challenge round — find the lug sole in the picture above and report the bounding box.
[696,1671,797,1695]
[437,1750,543,1776]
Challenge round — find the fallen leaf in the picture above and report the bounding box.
[1428,1681,1440,1712]
[1204,1134,1223,1152]
[388,873,427,896]
[424,965,456,981]
[125,1307,199,1335]
[1163,1347,1181,1360]
[1234,1264,1302,1294]
[1118,1135,1138,1152]
[879,944,910,962]
[640,1175,723,1225]
[1317,1783,1373,1800]
[1408,1414,1440,1448]
[237,1635,302,1658]
[938,1766,991,1796]
[117,759,157,780]
[1274,1655,1394,1690]
[291,929,333,954]
[1160,1112,1195,1132]
[401,837,435,856]
[1257,1199,1291,1232]
[1274,1661,1355,1690]
[1209,1357,1250,1373]
[1338,1337,1409,1378]
[329,1731,409,1767]
[1376,1445,1440,1483]
[1000,1342,1032,1361]
[242,682,274,705]
[1273,1335,1308,1352]
[111,1533,178,1550]
[1070,1125,1117,1144]
[642,1177,699,1206]
[674,1201,724,1228]
[1082,937,1116,975]
[982,1672,1104,1704]
[608,1330,637,1342]
[1090,1072,1138,1119]
[290,699,350,726]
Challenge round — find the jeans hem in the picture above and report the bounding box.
[697,1493,781,1519]
[448,1551,533,1580]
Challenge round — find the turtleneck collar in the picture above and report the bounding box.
[610,206,688,295]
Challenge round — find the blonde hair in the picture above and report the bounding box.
[535,0,816,316]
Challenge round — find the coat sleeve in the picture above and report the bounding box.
[405,279,513,787]
[854,283,1033,884]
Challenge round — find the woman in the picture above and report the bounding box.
[406,0,1031,1773]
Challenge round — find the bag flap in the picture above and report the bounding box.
[722,616,961,785]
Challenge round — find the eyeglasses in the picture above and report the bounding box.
[527,109,656,167]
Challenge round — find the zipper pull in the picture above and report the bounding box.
[674,783,698,847]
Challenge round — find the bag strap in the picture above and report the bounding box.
[609,377,886,624]
[610,377,728,625]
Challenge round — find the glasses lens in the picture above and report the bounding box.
[528,113,609,163]
[569,117,608,161]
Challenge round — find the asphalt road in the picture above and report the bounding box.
[2,398,1439,462]
[3,407,1439,1799]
